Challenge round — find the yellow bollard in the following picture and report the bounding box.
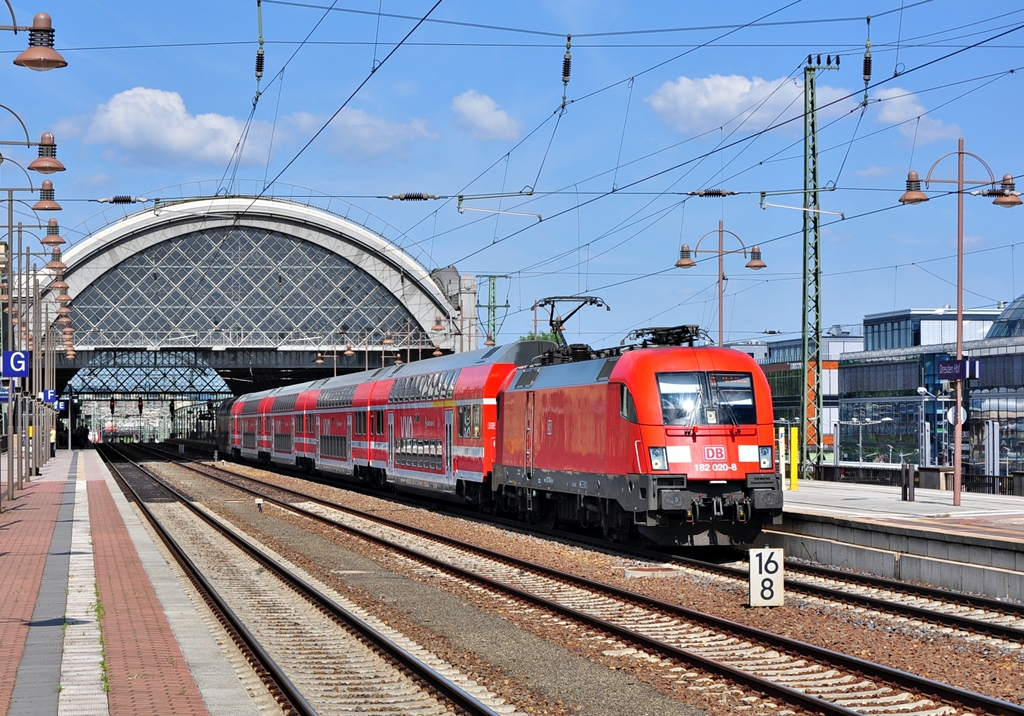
[789,426,799,491]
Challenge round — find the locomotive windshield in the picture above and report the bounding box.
[657,371,757,426]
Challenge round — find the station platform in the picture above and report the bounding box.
[763,480,1024,599]
[0,448,259,716]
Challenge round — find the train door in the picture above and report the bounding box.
[346,413,352,466]
[525,392,535,478]
[315,415,321,466]
[444,409,453,484]
[387,411,395,472]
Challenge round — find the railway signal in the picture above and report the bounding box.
[169,400,175,417]
[109,398,115,415]
[137,398,143,415]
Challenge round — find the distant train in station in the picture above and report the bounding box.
[216,326,782,546]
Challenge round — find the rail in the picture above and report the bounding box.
[141,446,1024,716]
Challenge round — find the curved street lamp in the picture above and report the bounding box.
[11,12,67,71]
[675,219,765,346]
[898,139,1020,505]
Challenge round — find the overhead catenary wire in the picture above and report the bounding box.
[220,0,342,194]
[261,0,934,39]
[255,0,445,198]
[420,11,1024,275]
[450,20,1024,267]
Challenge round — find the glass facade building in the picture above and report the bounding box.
[759,302,1024,475]
[863,307,999,351]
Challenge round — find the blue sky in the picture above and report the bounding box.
[3,0,1024,347]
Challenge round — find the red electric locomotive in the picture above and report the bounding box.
[216,325,782,546]
[493,326,781,545]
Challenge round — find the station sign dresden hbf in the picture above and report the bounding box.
[937,359,980,381]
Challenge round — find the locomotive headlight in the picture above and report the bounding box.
[649,446,669,471]
[759,446,773,469]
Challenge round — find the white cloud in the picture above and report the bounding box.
[854,165,895,178]
[646,74,959,149]
[451,90,521,141]
[83,88,433,165]
[85,87,268,165]
[325,108,435,159]
[646,74,853,136]
[872,87,960,144]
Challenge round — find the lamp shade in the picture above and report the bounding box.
[745,245,767,270]
[898,171,929,204]
[33,179,61,211]
[675,244,696,269]
[14,13,67,71]
[993,174,1023,208]
[28,133,65,173]
[42,217,65,247]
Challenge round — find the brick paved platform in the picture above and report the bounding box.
[0,449,259,715]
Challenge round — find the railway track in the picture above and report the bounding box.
[128,446,1024,716]
[164,440,1024,646]
[100,445,522,716]
[672,552,1024,645]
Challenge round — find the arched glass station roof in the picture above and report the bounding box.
[50,195,472,397]
[71,224,430,350]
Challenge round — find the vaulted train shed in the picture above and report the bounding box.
[54,195,476,397]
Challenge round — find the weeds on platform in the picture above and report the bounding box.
[93,581,110,693]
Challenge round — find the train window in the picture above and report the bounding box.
[472,404,481,438]
[458,406,472,438]
[656,372,757,426]
[708,373,757,425]
[374,410,385,435]
[619,384,638,423]
[657,372,705,426]
[355,411,367,435]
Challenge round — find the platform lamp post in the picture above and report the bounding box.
[42,221,74,449]
[899,139,1021,505]
[0,158,67,498]
[675,220,766,346]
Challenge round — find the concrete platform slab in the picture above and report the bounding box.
[768,481,1024,599]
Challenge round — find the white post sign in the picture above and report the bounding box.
[749,547,784,607]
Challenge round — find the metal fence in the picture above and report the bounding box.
[816,463,1024,496]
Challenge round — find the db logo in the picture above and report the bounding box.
[703,445,727,461]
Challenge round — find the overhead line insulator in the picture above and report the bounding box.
[255,48,265,80]
[688,189,737,198]
[863,40,872,86]
[387,193,440,201]
[562,37,572,84]
[560,34,572,110]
